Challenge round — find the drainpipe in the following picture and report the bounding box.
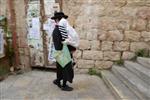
[7,0,19,67]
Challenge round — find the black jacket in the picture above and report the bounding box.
[52,25,63,50]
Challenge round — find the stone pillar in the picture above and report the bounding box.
[7,0,20,67]
[13,0,30,71]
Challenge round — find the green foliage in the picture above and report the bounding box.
[0,16,7,33]
[135,49,149,58]
[88,68,97,75]
[0,16,14,66]
[88,68,102,78]
[5,39,14,57]
[0,16,13,70]
[0,67,9,76]
[114,59,124,65]
[130,56,137,61]
[130,49,150,61]
[0,62,10,76]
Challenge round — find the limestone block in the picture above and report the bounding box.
[91,40,101,50]
[122,7,138,17]
[127,0,147,6]
[79,40,91,50]
[92,5,105,17]
[148,21,150,31]
[95,61,113,69]
[136,7,150,20]
[0,0,7,16]
[114,42,130,51]
[132,18,147,31]
[77,59,95,69]
[106,7,123,17]
[141,31,150,42]
[116,18,131,30]
[107,30,123,41]
[15,0,27,28]
[86,29,98,40]
[79,31,87,40]
[19,55,30,68]
[24,48,30,56]
[104,51,121,61]
[16,28,27,37]
[34,52,44,66]
[145,0,150,6]
[125,31,141,41]
[18,37,28,47]
[19,47,30,56]
[19,48,25,55]
[130,42,150,52]
[111,0,127,7]
[101,41,113,51]
[23,56,30,70]
[83,50,103,60]
[75,0,101,4]
[98,30,107,41]
[74,50,82,59]
[99,17,117,31]
[122,51,135,60]
[74,68,89,74]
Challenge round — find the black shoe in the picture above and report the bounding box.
[53,80,61,88]
[73,62,76,66]
[61,85,73,91]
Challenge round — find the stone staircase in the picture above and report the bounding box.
[101,57,150,100]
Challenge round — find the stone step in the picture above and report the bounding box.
[112,65,150,100]
[137,57,150,69]
[101,70,140,100]
[124,61,150,85]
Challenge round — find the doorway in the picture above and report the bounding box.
[27,0,60,68]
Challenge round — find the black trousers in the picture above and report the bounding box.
[56,45,75,84]
[56,61,74,84]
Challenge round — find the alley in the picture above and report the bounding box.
[0,70,115,100]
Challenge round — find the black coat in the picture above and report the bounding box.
[52,25,74,83]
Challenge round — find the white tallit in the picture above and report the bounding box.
[58,18,79,48]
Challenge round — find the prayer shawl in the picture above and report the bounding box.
[58,25,68,41]
[58,18,79,48]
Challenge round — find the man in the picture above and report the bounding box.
[51,12,74,91]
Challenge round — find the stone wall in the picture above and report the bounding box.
[62,0,150,69]
[0,0,7,16]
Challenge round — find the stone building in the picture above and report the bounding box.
[63,0,150,69]
[0,0,150,71]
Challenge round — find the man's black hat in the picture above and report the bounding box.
[51,12,68,19]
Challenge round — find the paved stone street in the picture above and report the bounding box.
[0,70,115,100]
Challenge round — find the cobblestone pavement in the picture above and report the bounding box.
[0,70,115,100]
